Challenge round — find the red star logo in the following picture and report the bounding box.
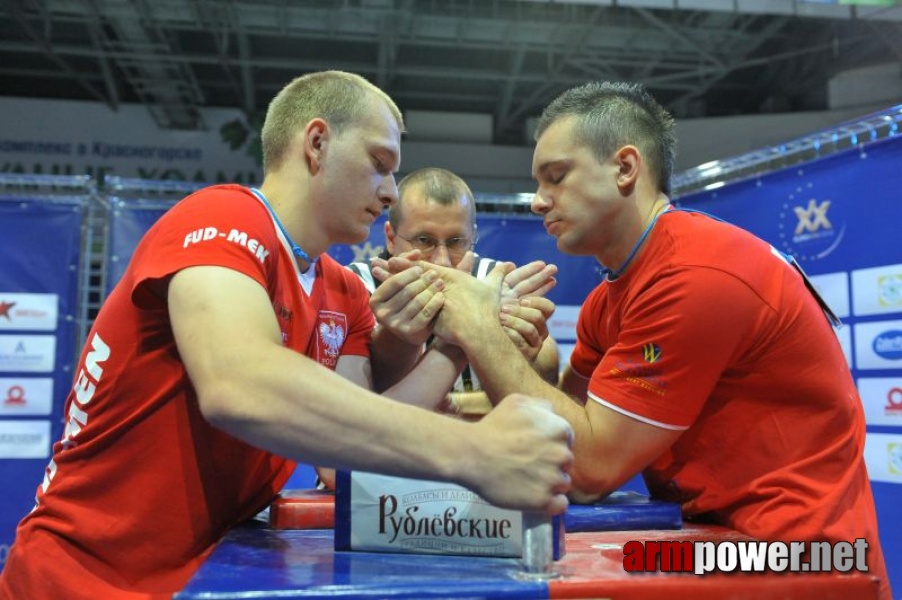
[0,301,15,320]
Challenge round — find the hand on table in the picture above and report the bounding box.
[465,394,573,514]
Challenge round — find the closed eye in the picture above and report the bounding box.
[548,169,566,184]
[373,156,391,175]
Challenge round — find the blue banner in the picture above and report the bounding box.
[106,199,176,293]
[0,194,84,567]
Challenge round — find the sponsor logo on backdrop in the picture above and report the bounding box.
[778,178,846,262]
[873,330,902,360]
[3,385,24,406]
[858,378,902,425]
[0,378,54,415]
[351,241,384,263]
[877,274,902,309]
[864,433,902,483]
[887,387,902,415]
[854,320,902,370]
[794,199,832,236]
[889,443,902,476]
[0,420,51,459]
[851,265,902,317]
[0,335,57,372]
[0,293,58,331]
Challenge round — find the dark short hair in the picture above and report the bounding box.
[389,167,476,229]
[261,70,404,173]
[535,81,676,195]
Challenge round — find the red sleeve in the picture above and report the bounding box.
[586,266,765,430]
[127,186,276,308]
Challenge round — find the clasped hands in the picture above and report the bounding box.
[369,250,557,360]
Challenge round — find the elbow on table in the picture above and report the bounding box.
[569,466,626,505]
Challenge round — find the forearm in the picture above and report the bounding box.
[531,337,561,385]
[461,323,595,468]
[382,340,468,410]
[466,330,677,496]
[199,342,476,484]
[463,322,558,405]
[369,325,423,391]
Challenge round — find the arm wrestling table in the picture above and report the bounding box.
[175,497,880,599]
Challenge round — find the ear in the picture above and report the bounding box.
[614,145,641,194]
[384,221,397,255]
[303,118,330,174]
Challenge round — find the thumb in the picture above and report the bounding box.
[486,261,515,291]
[455,250,475,274]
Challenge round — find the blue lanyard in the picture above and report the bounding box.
[602,206,671,280]
[250,187,314,264]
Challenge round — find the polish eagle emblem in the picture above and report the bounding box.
[319,319,345,357]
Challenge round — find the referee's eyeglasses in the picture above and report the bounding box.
[394,233,477,258]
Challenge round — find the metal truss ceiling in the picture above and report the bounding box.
[1,0,901,144]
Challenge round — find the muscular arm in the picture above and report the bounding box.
[531,336,561,385]
[169,265,462,474]
[337,339,467,412]
[474,321,677,499]
[429,263,680,499]
[170,264,572,511]
[318,342,466,489]
[368,326,423,391]
[559,364,589,402]
[443,327,559,420]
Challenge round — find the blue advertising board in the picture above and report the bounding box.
[0,192,85,566]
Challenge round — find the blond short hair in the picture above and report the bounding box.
[261,71,404,172]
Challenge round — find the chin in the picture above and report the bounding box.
[343,227,371,246]
[556,234,593,258]
[555,235,579,256]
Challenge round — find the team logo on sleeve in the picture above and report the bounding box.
[609,355,666,398]
[316,311,347,369]
[642,342,662,363]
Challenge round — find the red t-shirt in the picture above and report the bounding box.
[0,185,374,599]
[571,209,888,597]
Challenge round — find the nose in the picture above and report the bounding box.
[379,174,398,209]
[531,190,550,215]
[429,243,454,268]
